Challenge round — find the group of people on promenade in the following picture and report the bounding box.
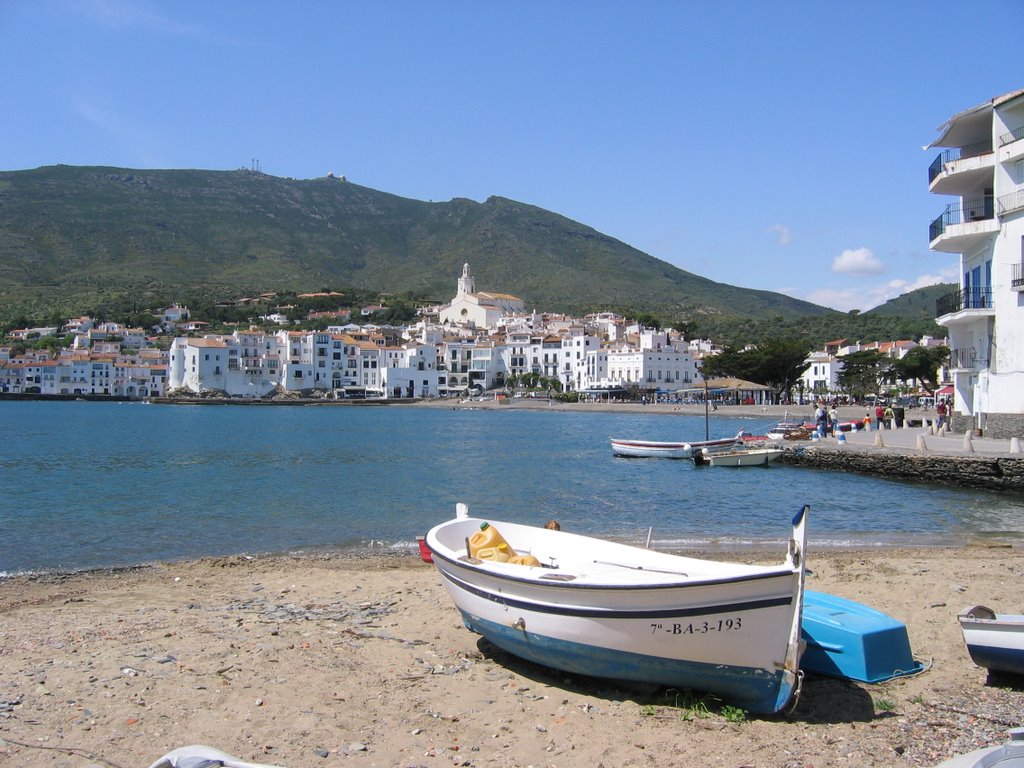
[813,396,951,435]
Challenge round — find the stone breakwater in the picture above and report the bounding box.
[777,444,1024,492]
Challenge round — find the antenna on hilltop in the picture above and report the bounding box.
[250,158,261,173]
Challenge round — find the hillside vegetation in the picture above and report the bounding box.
[0,165,944,345]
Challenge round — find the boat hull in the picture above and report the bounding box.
[609,439,695,459]
[801,590,924,683]
[959,607,1024,676]
[704,448,784,467]
[427,508,808,714]
[458,611,793,713]
[610,432,742,459]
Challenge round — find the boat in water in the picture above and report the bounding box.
[696,446,785,467]
[610,430,744,459]
[425,503,809,714]
[959,605,1024,677]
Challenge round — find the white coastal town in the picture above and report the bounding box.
[1,261,945,401]
[1,89,1023,441]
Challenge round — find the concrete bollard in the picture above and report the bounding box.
[1011,437,1022,455]
[874,431,884,448]
[917,435,927,451]
[890,419,897,430]
[930,423,936,436]
[837,430,847,444]
[962,430,974,453]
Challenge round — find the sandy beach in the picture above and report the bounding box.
[1,545,1021,768]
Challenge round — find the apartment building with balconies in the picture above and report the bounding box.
[928,88,1024,437]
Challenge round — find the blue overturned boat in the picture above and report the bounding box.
[801,590,924,683]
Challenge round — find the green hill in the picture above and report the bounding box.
[864,282,956,318]
[0,165,832,323]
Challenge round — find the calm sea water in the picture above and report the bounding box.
[1,401,1022,575]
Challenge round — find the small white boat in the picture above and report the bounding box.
[698,447,785,467]
[958,605,1024,676]
[610,430,744,459]
[764,417,812,441]
[425,503,809,714]
[932,728,1024,768]
[148,745,284,768]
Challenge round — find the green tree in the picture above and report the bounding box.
[699,345,752,381]
[700,338,810,402]
[836,350,888,401]
[890,346,949,394]
[754,338,812,402]
[633,312,662,330]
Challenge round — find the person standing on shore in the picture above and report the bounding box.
[936,398,948,430]
[875,403,885,429]
[814,403,826,437]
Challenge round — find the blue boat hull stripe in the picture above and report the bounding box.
[460,611,792,714]
[966,644,1024,676]
[439,568,793,620]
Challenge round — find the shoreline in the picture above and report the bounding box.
[3,529,1014,582]
[1,545,1021,768]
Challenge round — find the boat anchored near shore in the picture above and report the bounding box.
[609,430,745,459]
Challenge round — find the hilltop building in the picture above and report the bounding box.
[438,263,525,328]
[928,88,1024,437]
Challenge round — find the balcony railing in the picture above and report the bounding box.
[936,288,993,316]
[949,347,989,369]
[1012,262,1024,291]
[928,140,994,183]
[997,189,1024,216]
[998,125,1024,147]
[929,197,995,241]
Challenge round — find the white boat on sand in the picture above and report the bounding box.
[697,447,785,467]
[610,430,744,459]
[425,503,809,714]
[148,745,283,768]
[958,605,1024,677]
[933,728,1024,768]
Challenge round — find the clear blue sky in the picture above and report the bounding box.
[2,1,1022,313]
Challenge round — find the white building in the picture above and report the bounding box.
[438,263,525,328]
[801,352,839,399]
[560,326,602,391]
[588,329,697,393]
[928,88,1024,436]
[380,343,442,398]
[168,337,234,394]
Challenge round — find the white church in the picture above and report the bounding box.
[438,263,525,328]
